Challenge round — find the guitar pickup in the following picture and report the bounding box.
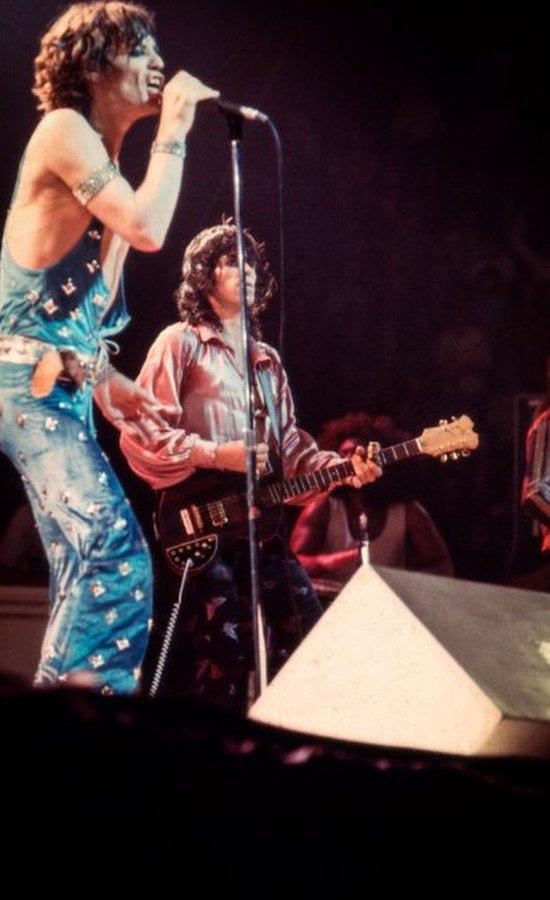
[180,507,195,536]
[191,504,204,532]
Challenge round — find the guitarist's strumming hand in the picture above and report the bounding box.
[215,440,269,475]
[347,444,382,489]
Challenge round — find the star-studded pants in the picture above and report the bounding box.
[0,362,152,694]
[147,537,323,713]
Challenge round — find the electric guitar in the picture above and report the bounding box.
[156,414,479,575]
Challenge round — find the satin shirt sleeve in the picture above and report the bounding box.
[119,325,217,489]
[263,345,342,478]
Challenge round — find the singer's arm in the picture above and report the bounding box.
[43,72,218,251]
[93,364,169,442]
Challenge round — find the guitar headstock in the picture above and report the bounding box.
[418,415,479,462]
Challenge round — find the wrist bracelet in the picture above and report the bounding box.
[93,362,113,386]
[151,139,186,158]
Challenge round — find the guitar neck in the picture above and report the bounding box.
[261,437,422,506]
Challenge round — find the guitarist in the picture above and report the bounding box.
[120,222,381,711]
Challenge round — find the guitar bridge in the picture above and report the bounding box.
[208,501,228,528]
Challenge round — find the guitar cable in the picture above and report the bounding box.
[148,557,193,698]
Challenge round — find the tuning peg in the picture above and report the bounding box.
[450,452,460,461]
[439,419,448,426]
[439,454,449,464]
[461,450,470,458]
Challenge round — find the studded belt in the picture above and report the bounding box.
[0,333,57,363]
[0,333,102,397]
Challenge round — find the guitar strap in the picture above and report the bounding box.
[257,364,283,479]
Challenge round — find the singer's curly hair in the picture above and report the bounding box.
[33,2,155,115]
[175,221,277,339]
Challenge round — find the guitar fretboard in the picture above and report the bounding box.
[261,438,422,507]
[379,439,422,467]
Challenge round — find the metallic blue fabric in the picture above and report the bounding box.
[0,218,129,351]
[0,216,151,694]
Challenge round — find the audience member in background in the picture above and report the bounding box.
[290,413,454,605]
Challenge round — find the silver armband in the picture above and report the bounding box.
[72,160,119,206]
[150,139,186,158]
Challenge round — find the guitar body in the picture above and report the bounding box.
[157,470,283,575]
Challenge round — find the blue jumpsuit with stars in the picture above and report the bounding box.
[0,214,152,694]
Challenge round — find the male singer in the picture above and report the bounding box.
[0,2,217,693]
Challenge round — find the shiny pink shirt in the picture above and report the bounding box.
[120,322,340,490]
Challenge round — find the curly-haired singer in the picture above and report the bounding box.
[0,2,217,693]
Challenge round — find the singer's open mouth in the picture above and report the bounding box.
[147,76,164,93]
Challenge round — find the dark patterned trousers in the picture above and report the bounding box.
[147,537,323,713]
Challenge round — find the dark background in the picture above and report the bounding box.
[1,1,549,583]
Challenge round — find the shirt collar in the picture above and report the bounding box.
[196,322,271,366]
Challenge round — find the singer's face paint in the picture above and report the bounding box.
[209,254,257,314]
[96,32,165,114]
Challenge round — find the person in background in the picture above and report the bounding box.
[290,412,454,605]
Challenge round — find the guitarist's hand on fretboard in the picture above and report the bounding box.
[347,444,383,489]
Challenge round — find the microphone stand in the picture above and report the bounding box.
[224,112,267,703]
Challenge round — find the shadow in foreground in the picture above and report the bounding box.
[1,676,548,887]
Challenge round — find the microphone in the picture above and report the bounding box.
[216,98,269,124]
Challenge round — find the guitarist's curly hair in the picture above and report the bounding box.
[175,220,277,339]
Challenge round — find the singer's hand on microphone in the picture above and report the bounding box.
[159,71,219,137]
